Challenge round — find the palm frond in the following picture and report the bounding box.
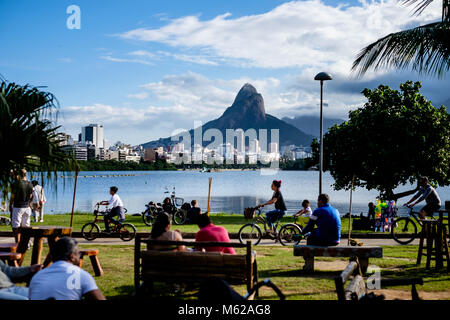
[0,80,78,196]
[402,0,449,21]
[402,0,435,15]
[352,22,450,78]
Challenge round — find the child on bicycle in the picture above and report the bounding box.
[293,200,312,227]
[98,186,125,234]
[256,180,286,236]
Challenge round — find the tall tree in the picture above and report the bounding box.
[324,81,450,199]
[352,0,450,78]
[0,80,78,195]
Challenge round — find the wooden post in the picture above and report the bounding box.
[134,235,141,292]
[69,171,79,237]
[348,175,355,246]
[206,177,212,216]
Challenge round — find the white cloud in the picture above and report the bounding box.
[127,92,149,100]
[101,49,219,66]
[117,0,441,74]
[158,51,219,66]
[139,71,289,118]
[100,55,154,65]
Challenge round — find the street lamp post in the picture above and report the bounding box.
[314,72,332,195]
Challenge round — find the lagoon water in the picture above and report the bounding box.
[42,170,450,217]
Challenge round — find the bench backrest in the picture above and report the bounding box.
[141,250,253,284]
[134,236,255,290]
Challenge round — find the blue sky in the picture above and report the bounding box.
[1,0,448,145]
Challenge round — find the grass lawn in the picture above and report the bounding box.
[0,212,387,234]
[29,244,450,300]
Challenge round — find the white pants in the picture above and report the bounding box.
[12,207,31,228]
[32,203,44,221]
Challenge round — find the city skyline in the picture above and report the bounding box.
[59,122,312,165]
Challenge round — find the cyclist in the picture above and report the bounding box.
[98,186,125,234]
[256,180,286,236]
[404,176,441,219]
[301,194,341,246]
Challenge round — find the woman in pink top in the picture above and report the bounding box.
[147,212,187,252]
[195,214,236,254]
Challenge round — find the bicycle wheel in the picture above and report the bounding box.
[118,223,136,241]
[238,223,262,245]
[278,224,302,246]
[391,217,417,245]
[142,208,157,226]
[173,209,187,225]
[81,223,100,241]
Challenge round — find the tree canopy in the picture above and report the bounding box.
[323,81,450,198]
[0,80,78,194]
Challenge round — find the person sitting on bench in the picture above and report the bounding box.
[29,237,105,300]
[0,261,42,300]
[148,212,187,252]
[301,194,341,246]
[195,214,235,254]
[187,200,201,224]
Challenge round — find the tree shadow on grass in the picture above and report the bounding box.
[260,268,340,279]
[106,285,135,300]
[381,266,450,280]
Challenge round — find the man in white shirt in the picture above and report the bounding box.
[98,186,125,233]
[31,180,46,223]
[29,237,105,300]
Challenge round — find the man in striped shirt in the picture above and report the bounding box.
[405,176,441,219]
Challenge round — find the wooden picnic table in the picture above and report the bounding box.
[18,226,72,265]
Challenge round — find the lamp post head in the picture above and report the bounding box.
[314,72,333,81]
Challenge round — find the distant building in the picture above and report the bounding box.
[125,154,140,163]
[144,148,158,162]
[87,144,97,161]
[62,145,87,161]
[81,124,104,149]
[234,129,245,153]
[106,150,119,161]
[268,142,278,154]
[103,139,110,150]
[56,133,73,146]
[249,139,259,154]
[118,150,127,162]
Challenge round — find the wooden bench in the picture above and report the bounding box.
[0,252,22,267]
[0,243,17,252]
[335,258,423,300]
[79,249,103,277]
[0,241,103,276]
[294,245,382,273]
[134,236,258,298]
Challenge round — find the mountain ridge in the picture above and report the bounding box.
[141,83,314,149]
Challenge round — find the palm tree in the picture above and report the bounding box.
[0,79,78,195]
[352,0,450,78]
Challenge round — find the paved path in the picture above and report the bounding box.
[0,236,420,246]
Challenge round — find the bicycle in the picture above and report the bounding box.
[238,207,304,246]
[141,186,187,226]
[81,203,136,241]
[391,206,436,245]
[278,215,305,246]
